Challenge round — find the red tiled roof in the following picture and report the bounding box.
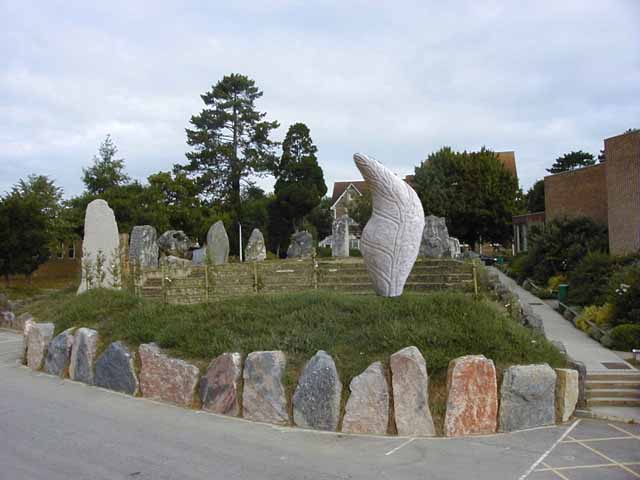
[330,181,368,205]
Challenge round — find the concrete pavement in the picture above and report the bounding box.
[0,329,579,480]
[490,268,635,373]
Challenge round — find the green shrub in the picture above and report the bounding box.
[568,252,618,306]
[519,217,608,284]
[608,263,640,325]
[607,324,640,351]
[506,253,528,282]
[548,275,567,291]
[349,248,362,257]
[575,303,614,332]
[316,246,331,257]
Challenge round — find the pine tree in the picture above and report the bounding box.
[82,134,130,194]
[179,73,279,215]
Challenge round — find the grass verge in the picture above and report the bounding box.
[20,288,566,433]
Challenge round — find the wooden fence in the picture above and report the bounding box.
[136,258,475,305]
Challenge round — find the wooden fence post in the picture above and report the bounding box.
[472,263,479,298]
[204,265,209,303]
[253,262,259,293]
[161,264,167,304]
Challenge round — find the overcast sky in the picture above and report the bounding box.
[2,0,639,199]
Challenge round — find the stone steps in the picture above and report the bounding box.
[587,397,640,407]
[585,371,640,408]
[587,388,640,399]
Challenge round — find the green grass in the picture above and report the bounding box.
[20,288,565,433]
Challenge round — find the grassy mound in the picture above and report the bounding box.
[23,288,565,432]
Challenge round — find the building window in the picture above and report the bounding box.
[68,242,76,259]
[56,241,64,260]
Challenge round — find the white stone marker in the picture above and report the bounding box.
[77,199,121,294]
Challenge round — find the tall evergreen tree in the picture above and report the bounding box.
[546,150,595,174]
[82,134,130,194]
[525,179,545,212]
[179,74,279,217]
[268,123,327,254]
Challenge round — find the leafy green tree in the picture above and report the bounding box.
[546,150,595,174]
[525,179,545,213]
[82,135,130,194]
[179,74,279,231]
[413,147,519,246]
[0,187,51,283]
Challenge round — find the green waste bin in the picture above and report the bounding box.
[558,284,569,302]
[497,256,505,266]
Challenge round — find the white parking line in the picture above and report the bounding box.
[518,419,580,480]
[385,437,415,456]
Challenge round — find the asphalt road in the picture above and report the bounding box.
[1,330,570,480]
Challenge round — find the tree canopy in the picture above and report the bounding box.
[82,134,130,194]
[413,147,519,246]
[525,179,545,213]
[0,183,53,281]
[546,150,595,174]
[180,74,279,208]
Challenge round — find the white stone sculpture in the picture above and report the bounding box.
[353,153,425,297]
[78,199,121,294]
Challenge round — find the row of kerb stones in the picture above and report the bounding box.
[24,321,579,436]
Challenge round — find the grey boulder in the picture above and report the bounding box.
[499,364,556,432]
[242,351,289,425]
[44,328,75,377]
[287,231,314,258]
[390,346,435,436]
[26,322,55,371]
[95,341,139,395]
[158,230,194,258]
[69,328,99,384]
[342,361,389,434]
[293,351,342,431]
[200,352,243,416]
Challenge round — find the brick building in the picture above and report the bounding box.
[518,130,640,256]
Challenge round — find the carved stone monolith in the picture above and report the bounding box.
[353,153,424,297]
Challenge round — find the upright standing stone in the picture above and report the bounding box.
[44,328,75,377]
[95,341,139,395]
[293,351,342,431]
[342,361,389,434]
[139,343,200,407]
[245,228,267,262]
[78,199,121,294]
[129,225,159,269]
[22,318,36,359]
[287,231,314,258]
[158,230,195,258]
[353,153,424,297]
[390,346,435,436]
[331,215,350,257]
[555,368,579,422]
[206,221,229,265]
[69,328,99,384]
[26,323,54,371]
[499,364,556,432]
[444,355,498,437]
[420,215,451,258]
[191,247,206,265]
[448,237,461,259]
[242,351,289,425]
[200,352,242,416]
